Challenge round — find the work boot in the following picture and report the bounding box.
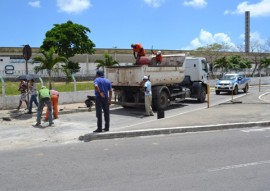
[49,122,54,126]
[33,123,41,128]
[93,129,102,133]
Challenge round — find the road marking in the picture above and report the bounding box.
[241,127,270,133]
[258,92,270,102]
[208,160,270,172]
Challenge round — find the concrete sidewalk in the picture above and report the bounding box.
[1,89,270,150]
[81,90,270,142]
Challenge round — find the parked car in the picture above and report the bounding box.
[215,73,251,95]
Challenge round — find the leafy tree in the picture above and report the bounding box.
[32,48,67,89]
[228,55,251,72]
[95,53,119,70]
[41,20,95,59]
[259,57,270,75]
[213,56,230,74]
[214,55,251,75]
[194,43,231,77]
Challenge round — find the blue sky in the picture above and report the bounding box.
[1,0,270,50]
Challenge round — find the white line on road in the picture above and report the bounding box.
[241,127,270,133]
[258,92,270,102]
[208,160,270,172]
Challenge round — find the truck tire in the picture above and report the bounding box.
[197,86,206,103]
[215,90,220,95]
[243,84,249,93]
[154,91,169,110]
[233,85,238,95]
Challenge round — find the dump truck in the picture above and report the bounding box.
[105,54,209,110]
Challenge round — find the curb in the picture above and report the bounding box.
[80,121,270,142]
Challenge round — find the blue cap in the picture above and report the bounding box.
[96,70,104,76]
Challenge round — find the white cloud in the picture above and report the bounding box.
[28,1,40,8]
[184,29,238,50]
[183,0,207,8]
[240,32,266,45]
[57,0,91,14]
[225,0,270,17]
[144,0,164,8]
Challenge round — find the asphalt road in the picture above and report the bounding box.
[1,127,270,191]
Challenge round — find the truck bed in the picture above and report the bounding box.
[105,65,185,87]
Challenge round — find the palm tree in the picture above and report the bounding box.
[95,53,119,70]
[32,48,67,89]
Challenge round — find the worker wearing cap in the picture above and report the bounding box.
[45,88,59,121]
[93,70,113,133]
[34,86,53,127]
[151,50,163,65]
[142,76,154,116]
[131,43,146,64]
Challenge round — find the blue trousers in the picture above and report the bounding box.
[29,95,39,113]
[95,96,110,130]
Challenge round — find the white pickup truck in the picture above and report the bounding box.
[215,73,251,95]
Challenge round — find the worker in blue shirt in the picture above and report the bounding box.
[93,70,112,133]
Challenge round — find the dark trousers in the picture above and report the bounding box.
[95,96,110,130]
[37,98,52,124]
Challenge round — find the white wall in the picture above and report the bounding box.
[0,90,94,110]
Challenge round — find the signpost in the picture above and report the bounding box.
[23,45,32,75]
[22,45,32,109]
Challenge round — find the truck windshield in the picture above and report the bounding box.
[201,60,208,72]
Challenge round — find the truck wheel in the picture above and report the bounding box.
[155,91,169,110]
[215,90,220,95]
[197,87,206,103]
[233,85,238,95]
[243,84,249,93]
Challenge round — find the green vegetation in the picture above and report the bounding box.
[36,20,96,85]
[96,53,119,70]
[32,48,67,89]
[0,81,94,96]
[41,20,95,59]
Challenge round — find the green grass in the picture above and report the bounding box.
[0,81,95,95]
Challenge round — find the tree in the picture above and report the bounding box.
[41,20,95,59]
[32,48,67,89]
[259,57,270,76]
[239,39,270,76]
[213,56,230,74]
[213,55,251,75]
[61,61,81,83]
[194,43,232,77]
[228,55,251,72]
[95,53,119,70]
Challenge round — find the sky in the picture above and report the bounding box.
[0,0,270,51]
